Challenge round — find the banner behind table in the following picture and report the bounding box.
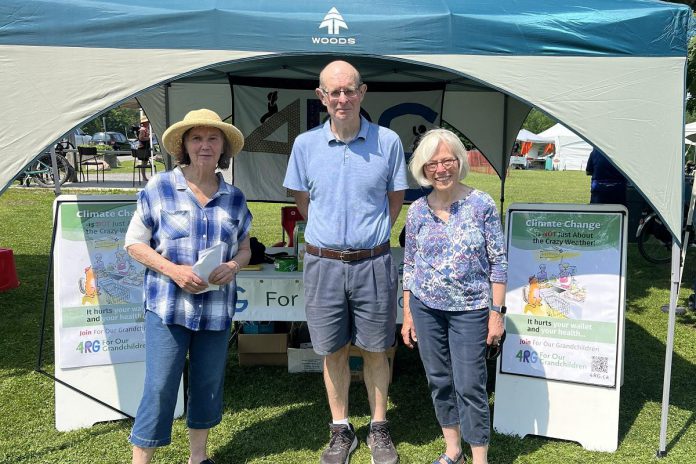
[53,195,183,431]
[231,84,444,203]
[494,203,627,452]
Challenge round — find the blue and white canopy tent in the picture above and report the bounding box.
[0,0,691,454]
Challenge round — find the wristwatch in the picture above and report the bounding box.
[491,304,507,314]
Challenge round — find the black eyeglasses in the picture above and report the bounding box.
[320,86,362,101]
[485,331,506,361]
[424,158,458,172]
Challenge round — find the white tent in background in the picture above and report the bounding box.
[510,129,555,169]
[685,122,696,143]
[517,128,553,144]
[538,123,594,171]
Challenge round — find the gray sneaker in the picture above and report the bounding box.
[320,423,358,464]
[366,420,399,464]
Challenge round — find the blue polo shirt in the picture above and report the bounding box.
[283,117,408,249]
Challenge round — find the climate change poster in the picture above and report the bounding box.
[500,206,625,387]
[55,199,145,368]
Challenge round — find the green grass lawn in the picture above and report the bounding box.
[1,170,695,463]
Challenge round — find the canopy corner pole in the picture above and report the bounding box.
[164,84,173,171]
[50,146,61,196]
[659,163,696,456]
[657,242,682,457]
[500,95,509,224]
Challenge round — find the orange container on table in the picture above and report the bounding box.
[0,248,20,291]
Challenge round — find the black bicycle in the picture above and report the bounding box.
[17,142,75,187]
[636,171,694,264]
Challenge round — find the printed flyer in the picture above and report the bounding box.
[56,200,145,368]
[500,208,624,387]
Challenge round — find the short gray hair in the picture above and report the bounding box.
[409,128,470,187]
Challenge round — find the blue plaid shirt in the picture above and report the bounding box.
[135,167,252,331]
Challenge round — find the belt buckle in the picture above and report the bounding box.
[339,249,356,263]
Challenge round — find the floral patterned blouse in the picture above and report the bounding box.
[403,188,507,311]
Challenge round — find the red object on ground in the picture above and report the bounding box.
[0,248,20,291]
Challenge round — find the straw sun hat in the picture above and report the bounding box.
[162,108,244,157]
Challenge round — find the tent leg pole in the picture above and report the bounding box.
[50,146,61,196]
[657,242,681,457]
[500,95,508,224]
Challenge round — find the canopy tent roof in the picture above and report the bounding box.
[516,129,554,144]
[2,1,687,56]
[0,0,690,239]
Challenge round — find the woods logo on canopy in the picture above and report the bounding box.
[312,7,356,45]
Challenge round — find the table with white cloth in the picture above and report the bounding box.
[233,247,405,323]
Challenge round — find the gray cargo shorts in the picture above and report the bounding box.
[302,251,397,355]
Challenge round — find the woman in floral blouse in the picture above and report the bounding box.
[401,128,507,464]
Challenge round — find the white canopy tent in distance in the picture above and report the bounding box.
[0,0,692,456]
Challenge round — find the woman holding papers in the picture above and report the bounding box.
[125,109,252,464]
[400,129,507,464]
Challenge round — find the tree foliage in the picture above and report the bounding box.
[81,107,139,138]
[522,109,555,134]
[687,37,696,118]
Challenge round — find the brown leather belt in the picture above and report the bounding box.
[305,242,390,263]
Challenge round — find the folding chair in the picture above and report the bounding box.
[273,206,304,247]
[131,148,156,186]
[77,146,104,182]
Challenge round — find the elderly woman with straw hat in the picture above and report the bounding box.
[125,109,252,464]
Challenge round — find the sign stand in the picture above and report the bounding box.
[493,203,627,451]
[36,195,183,431]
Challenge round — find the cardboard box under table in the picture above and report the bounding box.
[238,333,288,366]
[288,343,397,383]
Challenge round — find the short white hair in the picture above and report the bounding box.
[409,128,470,187]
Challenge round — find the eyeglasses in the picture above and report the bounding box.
[424,158,459,172]
[320,86,362,101]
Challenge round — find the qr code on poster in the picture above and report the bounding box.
[591,356,609,373]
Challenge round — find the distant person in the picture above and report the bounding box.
[585,148,627,206]
[138,116,151,181]
[138,116,151,151]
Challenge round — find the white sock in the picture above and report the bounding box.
[332,418,350,426]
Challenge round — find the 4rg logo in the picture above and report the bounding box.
[76,340,102,353]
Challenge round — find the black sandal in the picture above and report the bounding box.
[432,451,464,464]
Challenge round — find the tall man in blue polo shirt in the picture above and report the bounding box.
[284,60,407,464]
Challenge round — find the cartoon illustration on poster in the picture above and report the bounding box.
[57,201,145,368]
[500,209,624,387]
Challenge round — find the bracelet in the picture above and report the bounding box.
[228,261,240,273]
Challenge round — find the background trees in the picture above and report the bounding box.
[81,107,139,138]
